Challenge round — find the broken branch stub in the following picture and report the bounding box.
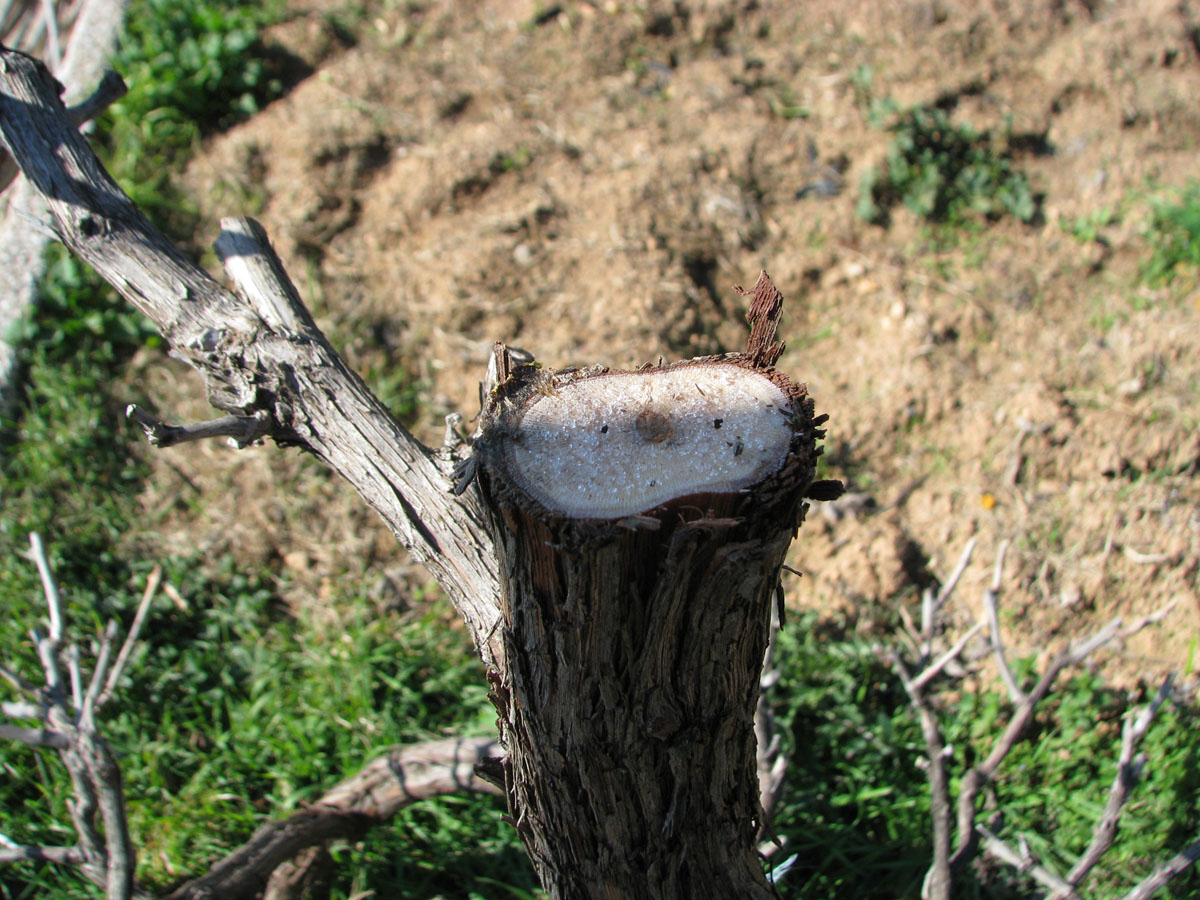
[471,273,833,899]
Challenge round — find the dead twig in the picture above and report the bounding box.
[126,404,271,449]
[1,533,140,900]
[1121,838,1200,900]
[982,540,1023,705]
[976,824,1078,898]
[951,600,1181,875]
[172,736,502,900]
[1056,676,1175,896]
[755,597,788,847]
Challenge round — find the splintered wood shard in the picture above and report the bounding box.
[739,269,786,368]
[501,364,793,518]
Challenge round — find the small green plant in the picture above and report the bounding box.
[857,106,1037,226]
[491,146,535,174]
[1140,180,1200,286]
[1062,204,1121,244]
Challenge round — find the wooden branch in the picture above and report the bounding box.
[950,600,1180,873]
[0,722,70,748]
[125,404,272,449]
[1,533,139,900]
[0,844,88,865]
[755,606,787,844]
[1057,676,1174,896]
[982,540,1024,704]
[0,64,126,193]
[1122,838,1200,900]
[28,532,64,641]
[737,270,786,368]
[975,825,1078,898]
[0,47,503,664]
[97,565,160,708]
[891,649,953,900]
[911,620,985,692]
[167,736,502,900]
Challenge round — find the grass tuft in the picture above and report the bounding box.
[857,106,1037,227]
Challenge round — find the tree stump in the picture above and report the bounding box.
[472,276,831,899]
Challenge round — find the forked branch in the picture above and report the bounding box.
[0,47,502,665]
[2,534,503,900]
[891,540,1195,900]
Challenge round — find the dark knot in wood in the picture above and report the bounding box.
[634,408,674,444]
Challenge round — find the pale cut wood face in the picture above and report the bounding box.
[502,364,793,518]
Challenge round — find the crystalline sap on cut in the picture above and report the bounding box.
[504,366,792,518]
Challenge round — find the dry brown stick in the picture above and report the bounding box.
[166,736,502,900]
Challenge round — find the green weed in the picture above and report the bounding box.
[1140,180,1200,287]
[857,106,1037,227]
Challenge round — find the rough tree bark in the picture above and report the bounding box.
[0,48,840,899]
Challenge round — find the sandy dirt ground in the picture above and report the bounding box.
[128,0,1199,684]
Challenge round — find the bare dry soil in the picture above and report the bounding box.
[132,0,1200,682]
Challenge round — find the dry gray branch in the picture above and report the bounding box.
[755,601,788,846]
[951,599,1180,876]
[0,52,504,666]
[982,540,1024,705]
[169,736,502,900]
[891,647,954,900]
[125,403,272,449]
[0,533,139,900]
[976,824,1078,898]
[3,532,505,900]
[894,540,1191,900]
[96,565,160,708]
[1123,838,1200,900]
[1056,676,1175,896]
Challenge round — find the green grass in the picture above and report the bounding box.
[1140,180,1200,287]
[857,106,1037,227]
[98,0,290,226]
[769,614,1200,899]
